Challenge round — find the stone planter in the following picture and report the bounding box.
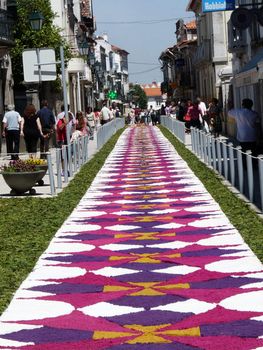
[35,165,48,186]
[1,170,46,195]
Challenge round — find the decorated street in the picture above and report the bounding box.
[0,126,263,349]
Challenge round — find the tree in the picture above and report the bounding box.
[128,84,147,109]
[10,0,71,86]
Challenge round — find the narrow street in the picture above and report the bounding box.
[0,125,263,349]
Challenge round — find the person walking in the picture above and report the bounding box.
[207,98,222,138]
[186,99,202,130]
[100,103,111,125]
[228,98,260,156]
[2,104,22,160]
[37,100,55,159]
[86,107,95,139]
[21,104,43,158]
[75,110,88,136]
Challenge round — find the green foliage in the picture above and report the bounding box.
[129,84,148,109]
[0,129,124,314]
[10,0,72,85]
[159,126,263,261]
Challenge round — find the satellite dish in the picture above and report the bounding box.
[231,8,253,30]
[256,6,263,26]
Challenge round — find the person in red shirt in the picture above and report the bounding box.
[56,115,67,147]
[187,99,202,129]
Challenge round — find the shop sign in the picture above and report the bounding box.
[202,0,235,13]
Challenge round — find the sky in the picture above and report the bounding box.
[93,0,192,84]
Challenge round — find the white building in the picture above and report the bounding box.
[228,0,263,137]
[50,0,95,113]
[187,0,233,131]
[94,34,129,105]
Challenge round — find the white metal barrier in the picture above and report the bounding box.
[160,115,185,144]
[97,118,125,150]
[160,115,263,212]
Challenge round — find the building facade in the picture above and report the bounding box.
[94,34,129,107]
[228,0,263,136]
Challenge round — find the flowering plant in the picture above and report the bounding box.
[24,159,47,166]
[1,159,38,173]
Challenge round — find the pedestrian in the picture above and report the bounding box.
[207,98,222,138]
[149,105,157,125]
[21,104,43,158]
[75,111,88,136]
[177,99,187,122]
[160,104,166,116]
[37,100,56,158]
[86,107,95,139]
[56,110,68,172]
[2,104,22,160]
[129,108,135,125]
[100,102,111,125]
[186,99,202,130]
[56,105,75,140]
[94,108,101,129]
[196,97,208,132]
[228,98,260,156]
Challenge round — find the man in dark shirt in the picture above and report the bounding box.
[37,100,55,158]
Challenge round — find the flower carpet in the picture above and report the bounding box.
[0,126,263,349]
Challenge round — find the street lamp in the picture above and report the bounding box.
[78,40,89,56]
[29,11,45,108]
[29,11,44,31]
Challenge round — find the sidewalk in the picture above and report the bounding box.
[0,135,98,198]
[0,125,262,349]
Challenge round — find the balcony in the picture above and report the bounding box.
[0,9,14,48]
[80,16,96,33]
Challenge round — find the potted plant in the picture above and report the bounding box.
[24,158,48,186]
[1,160,46,195]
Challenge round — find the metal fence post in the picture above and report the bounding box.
[56,148,62,189]
[216,139,222,174]
[62,145,68,183]
[228,143,235,186]
[236,146,244,193]
[258,155,263,210]
[73,141,77,172]
[67,143,73,177]
[203,133,208,164]
[246,150,254,202]
[222,141,228,180]
[46,152,56,195]
[211,136,217,170]
[207,135,212,166]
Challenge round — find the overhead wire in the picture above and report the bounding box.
[129,66,161,75]
[97,16,195,25]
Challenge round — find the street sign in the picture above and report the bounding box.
[202,0,235,13]
[22,48,57,82]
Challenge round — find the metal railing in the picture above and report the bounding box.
[161,115,263,212]
[48,117,125,195]
[97,117,125,149]
[160,115,185,144]
[0,118,125,197]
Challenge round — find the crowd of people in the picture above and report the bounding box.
[1,101,121,160]
[164,96,260,157]
[163,97,223,137]
[127,105,161,126]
